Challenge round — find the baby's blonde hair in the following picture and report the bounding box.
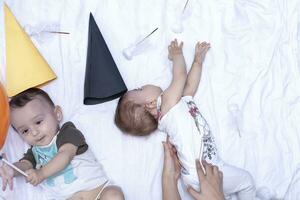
[115,94,157,136]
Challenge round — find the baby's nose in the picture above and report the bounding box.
[31,129,39,136]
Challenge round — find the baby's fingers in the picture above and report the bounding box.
[199,43,210,55]
[174,39,178,46]
[203,44,210,54]
[196,41,203,48]
[26,176,36,186]
[171,39,183,48]
[25,170,33,183]
[4,177,14,190]
[171,40,176,47]
[8,177,13,190]
[200,42,209,48]
[179,41,183,48]
[31,179,38,186]
[2,177,7,191]
[25,176,31,183]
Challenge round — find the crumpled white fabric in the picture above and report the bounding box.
[0,0,300,199]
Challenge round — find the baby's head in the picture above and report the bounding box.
[115,85,162,136]
[9,88,63,146]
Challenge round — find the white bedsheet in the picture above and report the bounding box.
[0,0,300,199]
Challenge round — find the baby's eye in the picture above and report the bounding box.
[36,120,43,125]
[22,129,29,135]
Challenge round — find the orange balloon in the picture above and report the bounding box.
[0,82,9,149]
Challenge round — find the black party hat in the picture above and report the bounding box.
[84,13,127,105]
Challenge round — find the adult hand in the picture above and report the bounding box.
[162,137,182,200]
[162,137,181,182]
[187,160,225,200]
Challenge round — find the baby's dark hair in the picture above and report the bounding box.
[115,94,158,136]
[9,88,54,109]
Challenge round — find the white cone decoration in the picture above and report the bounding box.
[122,45,135,60]
[228,103,243,136]
[123,28,158,60]
[122,37,150,60]
[172,0,192,34]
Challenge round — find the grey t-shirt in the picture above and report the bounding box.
[21,121,88,168]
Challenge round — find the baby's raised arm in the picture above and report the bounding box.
[183,42,210,97]
[161,39,187,115]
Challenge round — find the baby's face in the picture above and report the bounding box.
[126,84,162,105]
[10,97,62,146]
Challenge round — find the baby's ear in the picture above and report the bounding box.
[145,100,157,110]
[54,106,63,122]
[145,101,158,118]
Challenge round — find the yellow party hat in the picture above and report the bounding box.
[4,4,56,97]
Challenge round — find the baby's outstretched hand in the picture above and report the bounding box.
[0,154,14,191]
[194,42,210,65]
[26,169,45,186]
[168,39,183,61]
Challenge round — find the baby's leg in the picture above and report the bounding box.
[99,185,124,200]
[68,182,124,200]
[68,185,105,200]
[219,163,256,200]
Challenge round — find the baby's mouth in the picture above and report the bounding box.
[37,136,45,142]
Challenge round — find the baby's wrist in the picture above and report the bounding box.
[192,59,202,66]
[171,54,184,64]
[38,168,46,180]
[172,53,183,59]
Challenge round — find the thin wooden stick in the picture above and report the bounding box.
[182,0,190,14]
[47,31,70,35]
[136,27,158,45]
